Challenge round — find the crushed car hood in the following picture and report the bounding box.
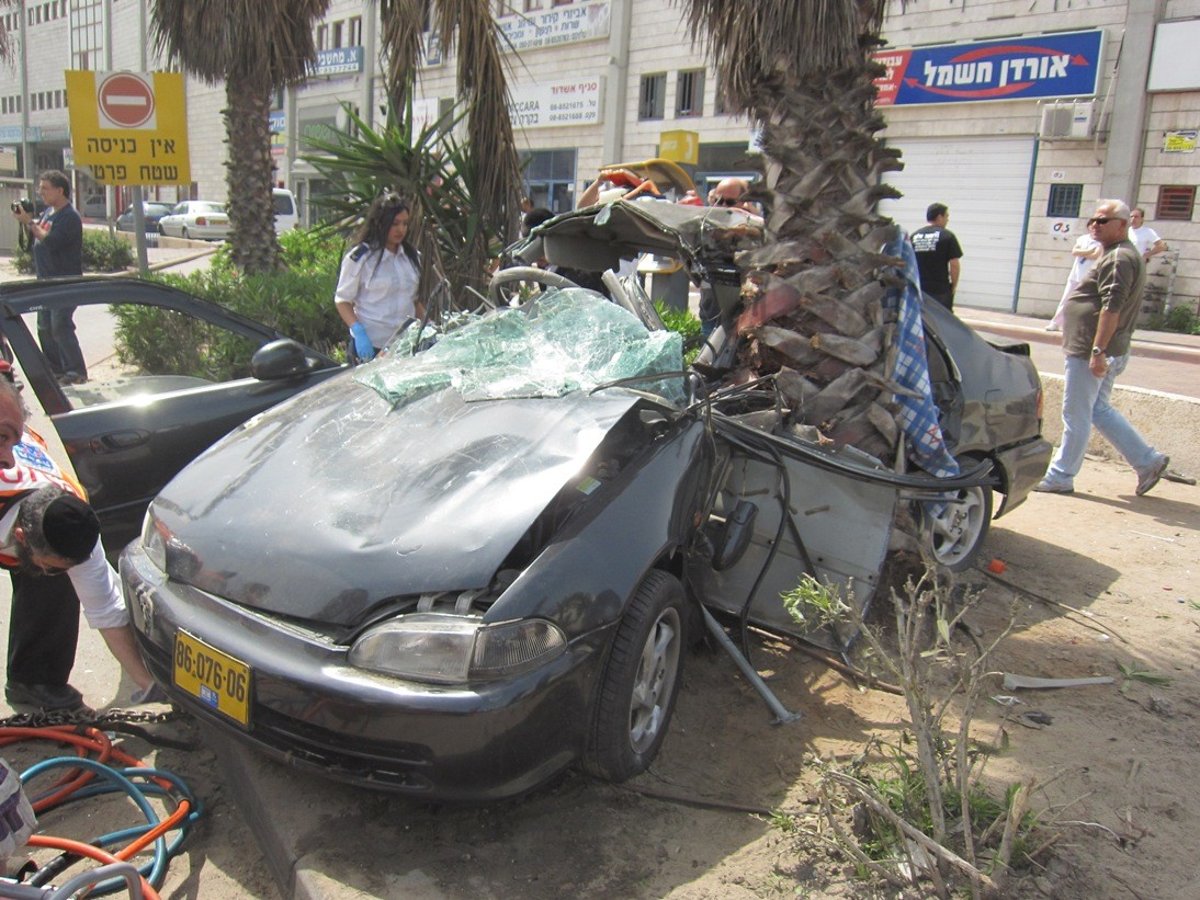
[152,374,643,625]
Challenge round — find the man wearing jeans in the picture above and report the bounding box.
[10,170,87,384]
[1035,199,1169,497]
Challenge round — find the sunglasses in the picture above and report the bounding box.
[1087,216,1121,226]
[713,197,741,207]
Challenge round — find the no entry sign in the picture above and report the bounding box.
[97,73,156,129]
[66,70,190,186]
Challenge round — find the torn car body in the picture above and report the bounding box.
[121,201,1050,800]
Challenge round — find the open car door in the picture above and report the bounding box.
[0,277,343,552]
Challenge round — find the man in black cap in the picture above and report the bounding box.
[0,378,156,711]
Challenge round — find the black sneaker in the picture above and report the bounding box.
[5,681,87,711]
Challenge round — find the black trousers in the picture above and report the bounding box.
[7,571,80,686]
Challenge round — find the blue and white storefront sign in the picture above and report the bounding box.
[313,47,364,77]
[873,29,1103,106]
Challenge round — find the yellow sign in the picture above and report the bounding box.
[65,70,190,186]
[1163,130,1198,153]
[659,130,699,165]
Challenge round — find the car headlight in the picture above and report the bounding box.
[348,614,567,685]
[141,509,169,572]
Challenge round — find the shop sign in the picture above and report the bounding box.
[509,78,604,129]
[873,29,1103,106]
[0,125,41,143]
[499,1,609,53]
[313,47,363,77]
[659,130,698,165]
[1163,130,1198,153]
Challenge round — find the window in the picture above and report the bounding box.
[316,24,329,51]
[347,16,362,47]
[524,0,544,9]
[332,21,343,49]
[639,73,666,121]
[676,69,705,117]
[1156,185,1195,221]
[1046,183,1083,218]
[70,0,105,71]
[520,148,577,213]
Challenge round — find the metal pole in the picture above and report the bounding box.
[18,0,31,197]
[130,0,148,272]
[700,606,803,725]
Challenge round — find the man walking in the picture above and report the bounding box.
[1035,199,1170,497]
[910,202,963,310]
[10,170,88,384]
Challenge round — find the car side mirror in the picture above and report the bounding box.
[251,339,315,380]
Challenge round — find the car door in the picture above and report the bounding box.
[0,277,343,553]
[159,202,187,237]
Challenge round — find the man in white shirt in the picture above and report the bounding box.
[1129,207,1167,262]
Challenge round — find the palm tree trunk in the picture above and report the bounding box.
[224,79,283,273]
[737,65,904,461]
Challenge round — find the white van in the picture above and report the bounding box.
[273,188,298,234]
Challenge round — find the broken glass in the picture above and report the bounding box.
[355,288,685,407]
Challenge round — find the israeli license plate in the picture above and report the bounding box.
[173,630,252,727]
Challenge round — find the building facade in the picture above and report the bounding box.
[0,0,1196,321]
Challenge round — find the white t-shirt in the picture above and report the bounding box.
[1067,235,1102,287]
[1129,225,1162,257]
[334,244,421,349]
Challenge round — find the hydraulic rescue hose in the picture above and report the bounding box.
[0,722,201,898]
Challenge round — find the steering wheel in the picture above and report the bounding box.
[487,266,580,308]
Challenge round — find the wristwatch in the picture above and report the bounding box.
[1091,346,1106,356]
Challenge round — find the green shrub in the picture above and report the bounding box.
[113,228,348,380]
[13,229,135,274]
[1146,304,1200,335]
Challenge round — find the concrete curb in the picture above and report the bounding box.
[958,316,1200,365]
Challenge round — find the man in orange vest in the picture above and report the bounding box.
[0,375,155,711]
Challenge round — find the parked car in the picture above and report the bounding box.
[0,277,342,551]
[273,188,298,234]
[115,202,174,233]
[116,200,1051,801]
[158,200,231,241]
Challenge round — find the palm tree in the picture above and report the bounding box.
[680,0,904,461]
[150,0,331,275]
[379,0,523,246]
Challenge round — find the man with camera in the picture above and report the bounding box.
[10,170,87,385]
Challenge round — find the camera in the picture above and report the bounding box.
[10,198,33,214]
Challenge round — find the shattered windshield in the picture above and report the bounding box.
[354,288,685,407]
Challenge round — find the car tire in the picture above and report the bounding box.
[920,483,993,573]
[584,569,686,782]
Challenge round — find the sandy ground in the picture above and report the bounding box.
[5,453,1182,899]
[2,456,1196,899]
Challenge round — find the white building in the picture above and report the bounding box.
[0,0,1196,320]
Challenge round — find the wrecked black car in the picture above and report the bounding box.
[121,200,1050,799]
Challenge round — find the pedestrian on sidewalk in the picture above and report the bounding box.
[1046,232,1103,332]
[1035,199,1170,498]
[910,202,962,310]
[0,376,157,711]
[1129,207,1168,263]
[10,170,88,385]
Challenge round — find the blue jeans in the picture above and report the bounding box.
[37,307,87,379]
[1043,352,1161,487]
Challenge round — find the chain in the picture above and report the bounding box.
[1,705,181,728]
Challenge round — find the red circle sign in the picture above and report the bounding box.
[98,73,155,128]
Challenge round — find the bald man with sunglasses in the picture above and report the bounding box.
[1035,199,1169,497]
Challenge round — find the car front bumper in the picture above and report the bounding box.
[121,544,610,800]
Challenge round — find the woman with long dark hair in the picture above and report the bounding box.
[334,192,425,362]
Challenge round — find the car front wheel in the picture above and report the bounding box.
[920,483,993,572]
[584,570,686,782]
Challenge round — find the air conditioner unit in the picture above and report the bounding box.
[1038,100,1096,140]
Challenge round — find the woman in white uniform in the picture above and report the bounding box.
[334,193,425,362]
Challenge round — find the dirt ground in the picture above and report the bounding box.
[3,453,1196,899]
